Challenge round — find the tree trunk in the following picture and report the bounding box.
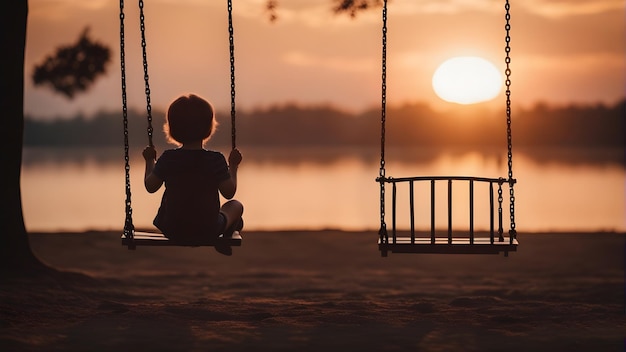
[1,0,47,275]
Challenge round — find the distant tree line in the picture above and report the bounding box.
[24,99,624,150]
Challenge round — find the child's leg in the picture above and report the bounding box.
[214,200,243,256]
[220,199,244,234]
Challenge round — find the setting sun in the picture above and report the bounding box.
[432,56,502,105]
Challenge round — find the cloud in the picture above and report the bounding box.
[257,0,624,19]
[29,0,113,21]
[379,0,623,17]
[282,52,375,72]
[519,52,624,71]
[30,0,110,8]
[520,0,624,18]
[393,0,501,15]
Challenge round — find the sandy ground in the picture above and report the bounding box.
[1,231,624,351]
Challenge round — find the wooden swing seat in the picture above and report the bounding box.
[376,175,518,256]
[379,236,518,256]
[121,231,242,249]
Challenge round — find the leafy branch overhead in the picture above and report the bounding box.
[32,27,111,99]
[333,0,383,17]
[266,0,383,21]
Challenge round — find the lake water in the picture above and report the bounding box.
[20,146,625,233]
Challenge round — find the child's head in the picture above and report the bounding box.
[164,94,217,146]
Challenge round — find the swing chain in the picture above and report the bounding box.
[380,0,387,179]
[378,0,388,243]
[228,0,237,150]
[120,0,134,237]
[504,0,516,236]
[139,0,154,147]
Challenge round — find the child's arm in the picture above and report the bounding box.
[219,149,242,199]
[142,146,163,193]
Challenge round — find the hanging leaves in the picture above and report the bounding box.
[265,0,383,22]
[266,0,278,22]
[32,27,111,99]
[333,0,383,17]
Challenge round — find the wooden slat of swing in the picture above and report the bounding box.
[121,231,242,247]
[379,236,518,255]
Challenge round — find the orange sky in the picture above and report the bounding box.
[24,0,625,119]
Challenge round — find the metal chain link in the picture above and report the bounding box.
[228,0,236,150]
[380,0,387,179]
[120,0,134,238]
[378,0,388,243]
[497,179,504,242]
[138,0,154,147]
[504,0,516,237]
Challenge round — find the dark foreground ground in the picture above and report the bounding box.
[1,231,624,351]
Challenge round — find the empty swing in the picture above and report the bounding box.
[376,0,519,257]
[119,0,241,249]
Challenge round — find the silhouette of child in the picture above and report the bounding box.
[142,94,243,255]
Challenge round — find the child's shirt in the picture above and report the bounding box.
[152,148,230,239]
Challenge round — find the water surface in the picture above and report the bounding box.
[21,146,625,233]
